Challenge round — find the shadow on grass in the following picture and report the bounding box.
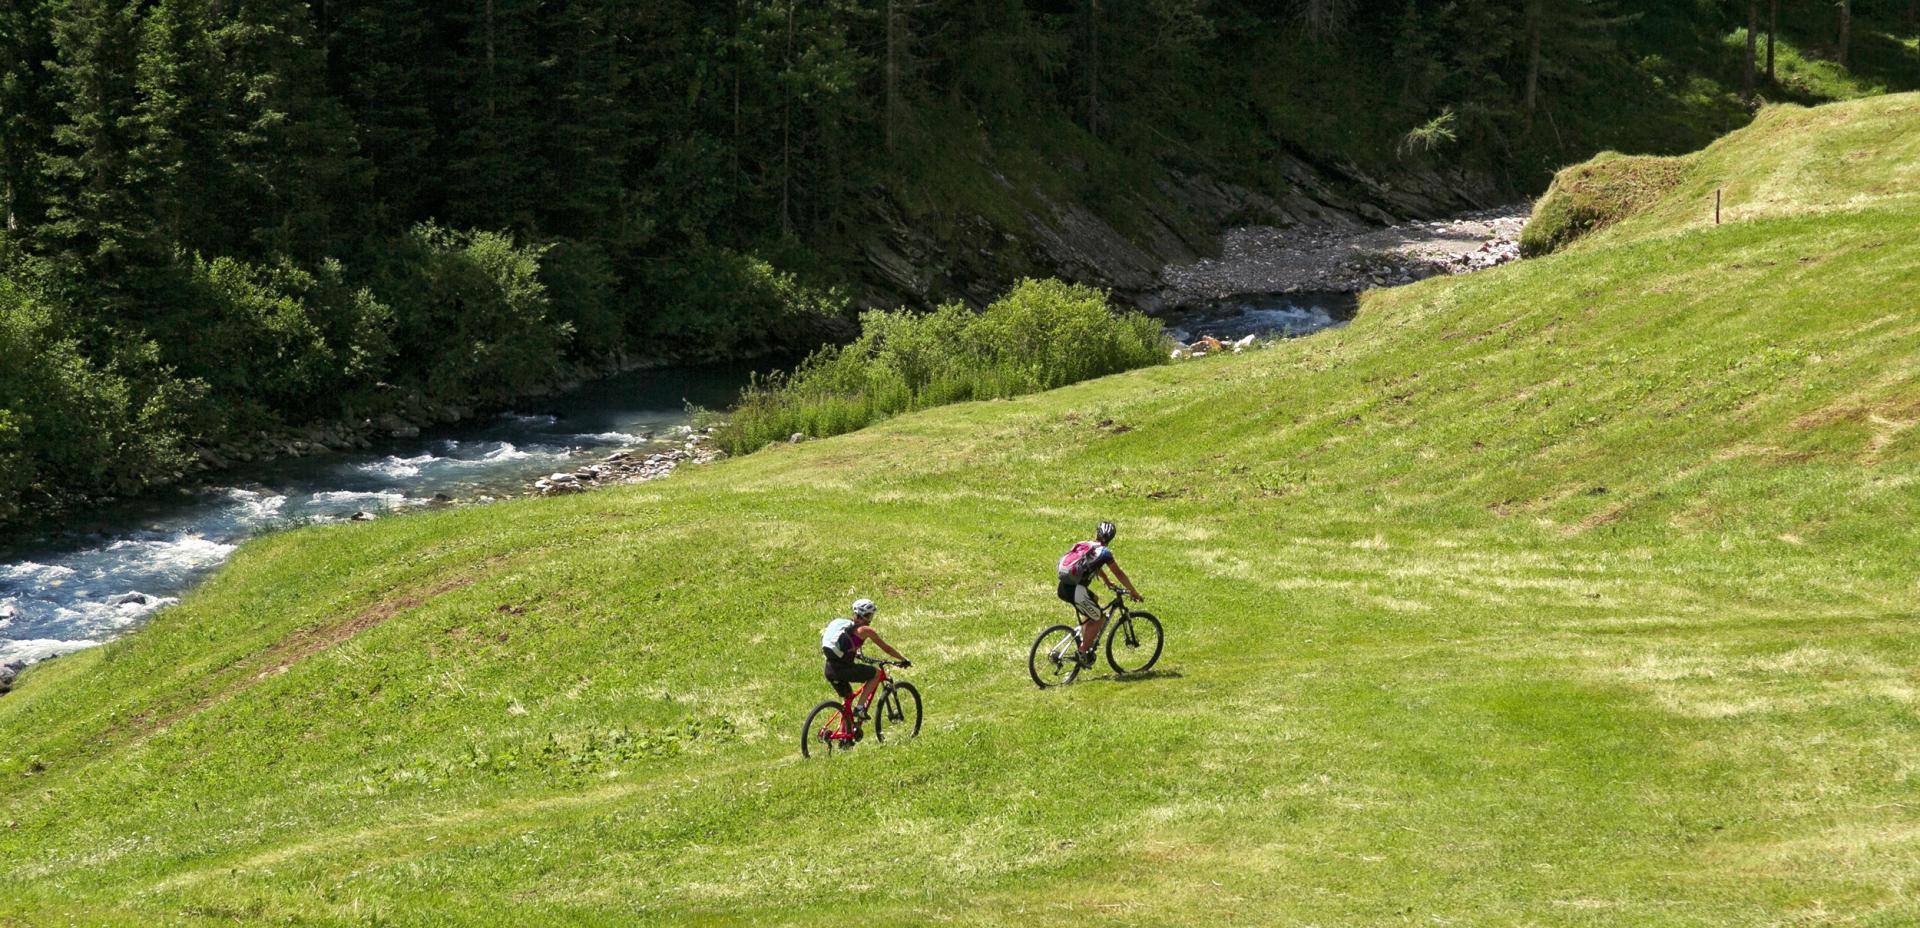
[1090,669,1184,685]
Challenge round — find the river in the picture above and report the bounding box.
[0,292,1361,677]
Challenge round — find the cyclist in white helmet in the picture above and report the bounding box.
[819,597,909,720]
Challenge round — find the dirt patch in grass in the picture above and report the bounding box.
[137,561,503,736]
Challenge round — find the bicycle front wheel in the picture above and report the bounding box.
[873,682,922,742]
[1029,624,1083,688]
[1105,611,1163,675]
[801,701,854,759]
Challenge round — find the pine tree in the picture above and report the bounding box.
[0,0,54,234]
[38,0,161,312]
[331,0,445,228]
[446,0,544,232]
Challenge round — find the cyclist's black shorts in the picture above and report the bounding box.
[823,659,877,699]
[1058,578,1102,623]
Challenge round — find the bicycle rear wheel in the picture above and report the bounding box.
[1028,624,1083,688]
[873,682,922,742]
[801,701,855,759]
[1105,611,1163,675]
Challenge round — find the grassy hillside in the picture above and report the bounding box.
[3,96,1918,926]
[1525,95,1920,254]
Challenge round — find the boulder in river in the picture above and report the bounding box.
[349,510,376,522]
[110,592,154,606]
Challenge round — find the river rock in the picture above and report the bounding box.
[110,592,154,606]
[349,510,376,522]
[1232,334,1257,352]
[789,433,808,444]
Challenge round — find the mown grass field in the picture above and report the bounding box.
[2,96,1917,926]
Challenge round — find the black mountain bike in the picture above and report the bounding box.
[801,657,922,758]
[1028,587,1163,687]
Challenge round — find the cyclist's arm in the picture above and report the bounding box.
[856,627,906,661]
[1103,562,1142,601]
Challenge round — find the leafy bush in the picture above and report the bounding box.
[639,246,853,359]
[0,283,191,517]
[176,255,394,422]
[1520,152,1689,256]
[380,223,570,401]
[717,278,1168,454]
[540,240,623,361]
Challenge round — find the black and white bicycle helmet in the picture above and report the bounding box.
[851,597,878,619]
[1096,520,1117,543]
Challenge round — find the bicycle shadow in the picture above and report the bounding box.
[1087,669,1183,685]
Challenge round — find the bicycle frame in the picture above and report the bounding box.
[828,658,901,740]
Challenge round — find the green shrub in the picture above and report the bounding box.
[380,224,570,401]
[539,240,623,361]
[0,282,191,515]
[1520,152,1689,256]
[638,246,853,359]
[176,255,394,421]
[716,278,1168,454]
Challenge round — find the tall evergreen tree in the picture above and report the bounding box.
[0,0,53,234]
[38,0,160,314]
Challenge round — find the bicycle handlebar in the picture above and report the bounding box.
[855,656,909,668]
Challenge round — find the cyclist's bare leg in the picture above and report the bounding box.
[1071,584,1105,657]
[1078,618,1106,656]
[854,675,882,715]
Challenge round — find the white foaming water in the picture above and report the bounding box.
[574,431,648,445]
[463,441,572,465]
[359,453,439,479]
[308,490,419,509]
[1,638,99,670]
[222,488,290,529]
[0,535,221,656]
[3,363,748,676]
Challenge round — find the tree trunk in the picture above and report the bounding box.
[1523,0,1542,113]
[1837,0,1851,69]
[780,0,794,236]
[885,0,901,154]
[1743,0,1757,104]
[1084,0,1101,138]
[484,0,496,120]
[1767,0,1777,82]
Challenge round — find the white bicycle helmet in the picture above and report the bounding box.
[851,597,878,619]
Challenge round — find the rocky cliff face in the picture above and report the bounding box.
[860,146,1507,314]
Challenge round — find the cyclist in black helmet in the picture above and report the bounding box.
[1055,520,1142,666]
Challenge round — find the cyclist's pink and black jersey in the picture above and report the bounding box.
[1057,543,1114,623]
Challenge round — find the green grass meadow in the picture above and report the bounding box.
[2,97,1918,926]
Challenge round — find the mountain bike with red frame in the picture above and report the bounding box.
[801,656,922,758]
[1028,585,1164,687]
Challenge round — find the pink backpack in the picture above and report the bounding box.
[1057,541,1099,581]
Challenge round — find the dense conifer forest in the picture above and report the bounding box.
[1,0,1914,521]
